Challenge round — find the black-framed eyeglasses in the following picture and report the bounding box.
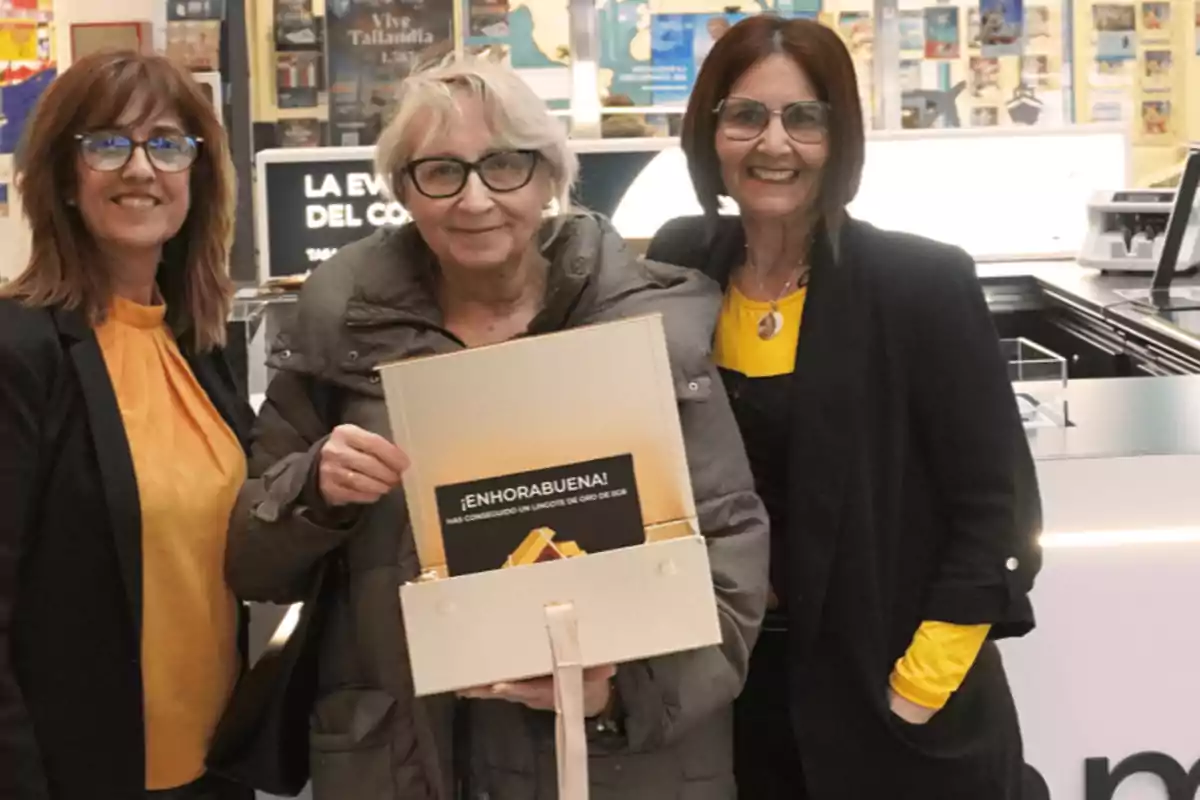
[404,150,540,199]
[714,98,830,144]
[75,130,203,174]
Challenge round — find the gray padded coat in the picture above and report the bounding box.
[226,213,770,800]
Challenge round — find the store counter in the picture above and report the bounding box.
[980,261,1200,365]
[969,261,1200,799]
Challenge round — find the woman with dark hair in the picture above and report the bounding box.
[0,52,252,800]
[647,15,1043,800]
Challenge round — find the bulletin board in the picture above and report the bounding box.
[1073,0,1198,185]
[831,0,1072,130]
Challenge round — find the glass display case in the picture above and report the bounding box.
[1003,336,1070,428]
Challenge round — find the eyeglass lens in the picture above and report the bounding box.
[408,150,538,199]
[79,131,201,173]
[718,99,828,143]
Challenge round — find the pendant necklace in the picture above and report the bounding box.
[751,256,811,341]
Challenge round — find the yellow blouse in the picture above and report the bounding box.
[95,296,246,789]
[714,283,989,711]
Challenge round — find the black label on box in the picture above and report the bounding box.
[435,454,644,576]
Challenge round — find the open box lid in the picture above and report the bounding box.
[377,313,699,579]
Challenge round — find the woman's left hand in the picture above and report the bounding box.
[460,665,616,717]
[887,687,937,725]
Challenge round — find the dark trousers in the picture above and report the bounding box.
[734,625,809,800]
[145,773,253,800]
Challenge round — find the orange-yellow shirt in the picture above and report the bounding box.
[715,283,989,711]
[95,296,246,789]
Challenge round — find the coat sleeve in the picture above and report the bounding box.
[908,249,1043,640]
[609,363,770,752]
[225,369,361,604]
[0,311,54,799]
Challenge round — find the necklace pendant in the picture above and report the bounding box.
[757,309,784,340]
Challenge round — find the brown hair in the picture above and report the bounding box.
[681,15,865,225]
[2,51,236,351]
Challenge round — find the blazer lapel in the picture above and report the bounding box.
[52,308,143,639]
[786,222,867,649]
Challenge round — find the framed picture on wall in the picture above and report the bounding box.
[193,71,223,126]
[70,21,153,61]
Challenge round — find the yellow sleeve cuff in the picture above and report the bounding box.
[889,621,992,711]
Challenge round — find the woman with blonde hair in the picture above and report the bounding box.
[0,51,253,800]
[226,54,769,799]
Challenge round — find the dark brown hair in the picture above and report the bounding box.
[2,51,236,351]
[681,15,865,224]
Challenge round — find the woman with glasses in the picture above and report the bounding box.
[646,16,1042,800]
[0,52,252,800]
[225,54,768,799]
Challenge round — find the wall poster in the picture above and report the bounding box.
[649,12,747,106]
[924,7,962,59]
[325,0,453,147]
[979,0,1024,56]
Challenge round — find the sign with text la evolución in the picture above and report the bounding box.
[263,158,409,277]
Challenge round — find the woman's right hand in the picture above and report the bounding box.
[318,424,411,507]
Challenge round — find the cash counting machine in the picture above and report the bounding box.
[1079,147,1200,276]
[1078,189,1191,273]
[1082,148,1200,312]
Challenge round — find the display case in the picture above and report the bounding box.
[1003,336,1070,427]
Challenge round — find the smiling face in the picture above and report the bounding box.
[74,97,193,266]
[400,93,552,274]
[714,53,829,223]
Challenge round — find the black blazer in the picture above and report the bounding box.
[647,216,1043,798]
[0,298,254,800]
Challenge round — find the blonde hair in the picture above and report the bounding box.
[375,54,577,214]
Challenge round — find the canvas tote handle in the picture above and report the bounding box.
[545,602,589,800]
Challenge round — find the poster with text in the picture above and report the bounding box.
[468,0,508,37]
[275,0,320,48]
[650,12,746,106]
[435,454,645,577]
[326,0,452,147]
[1140,1,1170,40]
[979,0,1023,56]
[924,7,961,58]
[1140,48,1171,88]
[899,10,925,51]
[1139,98,1170,139]
[1092,4,1137,60]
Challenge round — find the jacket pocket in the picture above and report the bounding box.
[309,687,398,799]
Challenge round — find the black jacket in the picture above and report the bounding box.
[0,299,254,800]
[647,216,1042,799]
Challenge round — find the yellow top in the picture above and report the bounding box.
[713,284,807,379]
[715,283,990,711]
[95,296,246,789]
